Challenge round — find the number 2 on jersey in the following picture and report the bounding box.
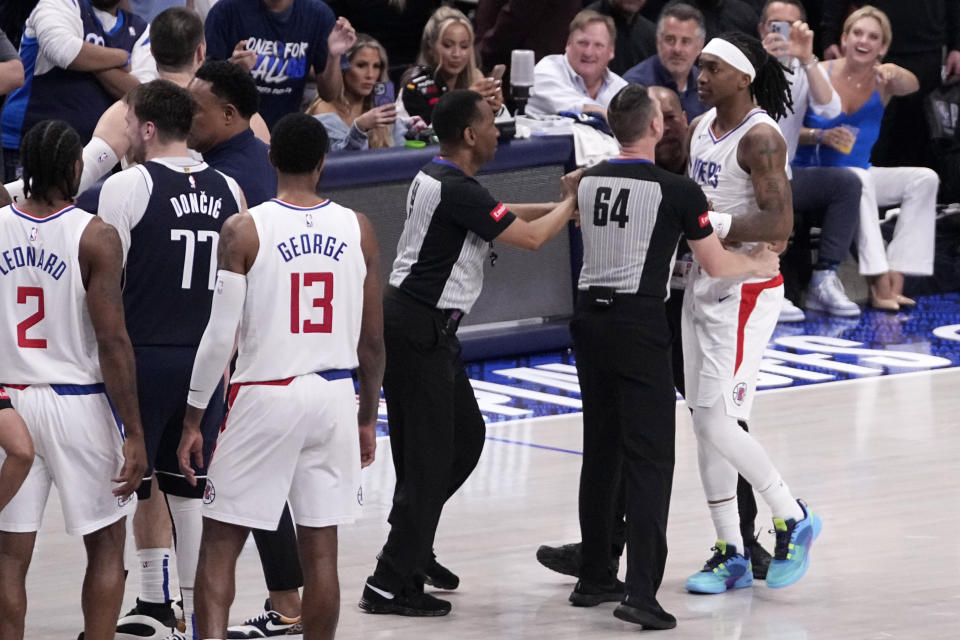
[290,272,333,334]
[16,286,46,349]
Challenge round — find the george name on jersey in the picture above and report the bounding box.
[169,191,224,219]
[0,246,67,280]
[690,157,722,189]
[277,233,347,263]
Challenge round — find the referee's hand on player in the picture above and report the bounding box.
[113,430,147,498]
[178,407,206,486]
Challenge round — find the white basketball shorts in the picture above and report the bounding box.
[0,383,136,536]
[681,269,783,420]
[203,370,361,530]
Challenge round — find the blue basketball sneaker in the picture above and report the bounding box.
[685,541,754,594]
[766,500,823,589]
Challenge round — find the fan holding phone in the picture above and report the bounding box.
[308,34,407,151]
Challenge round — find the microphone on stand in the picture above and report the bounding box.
[510,49,535,116]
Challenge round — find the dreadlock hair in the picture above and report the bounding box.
[717,31,794,121]
[20,120,82,206]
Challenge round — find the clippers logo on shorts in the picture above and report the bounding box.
[118,494,134,508]
[699,212,710,228]
[357,486,363,506]
[490,203,508,222]
[732,382,747,406]
[203,479,216,504]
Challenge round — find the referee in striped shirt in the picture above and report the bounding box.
[360,89,580,617]
[569,84,779,630]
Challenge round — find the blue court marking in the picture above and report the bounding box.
[484,435,582,456]
[371,293,960,435]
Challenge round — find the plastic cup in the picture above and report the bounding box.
[836,124,859,154]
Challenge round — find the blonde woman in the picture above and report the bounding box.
[793,5,937,310]
[308,34,406,151]
[398,6,504,125]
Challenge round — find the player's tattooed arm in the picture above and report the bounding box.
[216,212,259,275]
[727,124,794,244]
[79,218,147,498]
[355,212,385,468]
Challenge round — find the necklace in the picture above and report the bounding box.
[845,74,864,89]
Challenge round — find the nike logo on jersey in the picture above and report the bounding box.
[365,582,395,600]
[719,295,732,303]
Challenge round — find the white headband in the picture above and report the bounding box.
[701,38,755,82]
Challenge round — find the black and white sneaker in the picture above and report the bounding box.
[116,599,178,640]
[358,576,451,616]
[226,599,302,638]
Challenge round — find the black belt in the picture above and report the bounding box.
[577,286,658,309]
[385,286,465,334]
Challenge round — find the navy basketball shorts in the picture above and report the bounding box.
[134,346,225,500]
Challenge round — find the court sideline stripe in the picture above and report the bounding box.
[484,435,582,456]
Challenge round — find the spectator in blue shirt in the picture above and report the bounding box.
[622,2,708,119]
[204,0,357,128]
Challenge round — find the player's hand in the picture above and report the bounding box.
[356,103,398,132]
[328,17,357,57]
[823,43,842,60]
[561,168,583,200]
[113,431,146,498]
[358,421,376,468]
[752,245,781,278]
[230,40,257,72]
[178,408,206,486]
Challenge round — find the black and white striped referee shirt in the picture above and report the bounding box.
[389,158,517,313]
[577,158,712,299]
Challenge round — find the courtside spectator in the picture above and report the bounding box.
[526,10,627,117]
[584,0,657,75]
[0,0,154,181]
[623,3,708,118]
[204,0,356,128]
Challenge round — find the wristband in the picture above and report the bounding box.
[708,211,732,239]
[816,128,823,144]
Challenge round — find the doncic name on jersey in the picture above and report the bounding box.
[169,176,226,218]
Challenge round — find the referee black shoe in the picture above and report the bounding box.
[536,542,620,578]
[744,535,772,580]
[359,576,452,617]
[568,578,625,607]
[613,596,677,630]
[423,556,459,590]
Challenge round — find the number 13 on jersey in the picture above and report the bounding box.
[290,272,333,334]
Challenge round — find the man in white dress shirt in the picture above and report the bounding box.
[527,10,628,116]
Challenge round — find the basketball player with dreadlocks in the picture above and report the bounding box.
[0,119,147,639]
[682,32,822,593]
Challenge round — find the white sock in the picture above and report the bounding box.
[138,548,172,604]
[708,497,743,553]
[181,587,196,640]
[758,477,804,522]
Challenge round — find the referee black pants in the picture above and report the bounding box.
[571,293,675,603]
[374,288,486,592]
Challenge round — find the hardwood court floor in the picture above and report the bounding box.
[20,369,960,639]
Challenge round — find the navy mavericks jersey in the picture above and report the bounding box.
[1,0,147,150]
[123,162,240,347]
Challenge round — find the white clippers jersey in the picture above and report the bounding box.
[232,198,366,383]
[689,107,786,221]
[0,204,101,384]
